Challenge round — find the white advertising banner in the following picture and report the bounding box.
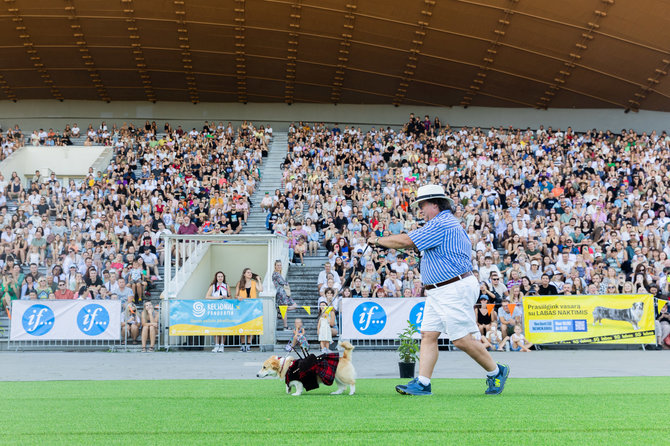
[341,298,447,340]
[10,300,121,341]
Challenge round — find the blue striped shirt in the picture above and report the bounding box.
[408,210,472,285]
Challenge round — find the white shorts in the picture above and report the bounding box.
[421,274,479,340]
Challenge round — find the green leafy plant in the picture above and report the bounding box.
[398,320,420,363]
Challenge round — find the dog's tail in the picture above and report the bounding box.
[340,341,354,360]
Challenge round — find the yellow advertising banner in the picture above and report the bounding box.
[523,294,655,344]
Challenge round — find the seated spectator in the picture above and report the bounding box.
[537,274,558,296]
[317,262,341,292]
[498,299,522,336]
[478,255,500,282]
[488,272,509,303]
[35,277,52,300]
[141,301,159,352]
[122,302,140,344]
[510,325,533,352]
[20,275,36,300]
[475,296,496,335]
[486,322,509,351]
[114,278,134,306]
[285,317,309,352]
[383,270,402,297]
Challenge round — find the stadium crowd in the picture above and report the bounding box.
[0,120,272,346]
[1,115,669,349]
[264,116,670,348]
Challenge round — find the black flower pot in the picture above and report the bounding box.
[398,361,416,379]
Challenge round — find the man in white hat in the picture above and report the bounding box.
[368,184,509,396]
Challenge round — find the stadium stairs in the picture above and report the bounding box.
[242,132,287,234]
[236,132,328,349]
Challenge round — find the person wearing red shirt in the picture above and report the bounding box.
[54,281,74,299]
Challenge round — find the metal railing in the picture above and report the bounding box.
[161,234,289,300]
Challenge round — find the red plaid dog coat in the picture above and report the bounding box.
[285,353,339,391]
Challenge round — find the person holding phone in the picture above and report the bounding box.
[235,268,263,351]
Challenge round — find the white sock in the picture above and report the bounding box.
[417,375,431,386]
[486,365,500,377]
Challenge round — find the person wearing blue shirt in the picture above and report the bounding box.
[368,184,509,396]
[388,216,404,235]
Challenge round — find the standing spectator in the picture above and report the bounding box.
[141,301,159,352]
[317,301,334,353]
[272,260,296,331]
[235,268,263,351]
[205,271,230,353]
[656,301,670,349]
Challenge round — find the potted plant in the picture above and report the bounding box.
[397,320,420,378]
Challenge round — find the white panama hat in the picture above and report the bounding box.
[411,184,451,208]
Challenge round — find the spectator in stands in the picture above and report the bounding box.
[272,260,296,331]
[127,259,146,304]
[510,325,534,352]
[317,301,334,353]
[122,302,140,344]
[20,275,36,299]
[383,270,402,297]
[488,272,509,304]
[537,274,558,296]
[35,277,52,300]
[205,271,230,353]
[235,268,263,352]
[317,262,340,292]
[53,280,74,299]
[478,255,500,282]
[285,317,309,352]
[498,299,522,336]
[141,301,159,352]
[475,296,495,335]
[114,278,134,307]
[486,322,509,351]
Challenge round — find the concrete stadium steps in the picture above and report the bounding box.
[274,264,323,343]
[243,132,288,234]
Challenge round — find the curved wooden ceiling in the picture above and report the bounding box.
[0,0,669,110]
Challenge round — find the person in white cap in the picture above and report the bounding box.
[367,184,509,396]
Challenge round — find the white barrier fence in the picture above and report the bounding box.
[341,298,447,340]
[10,300,121,341]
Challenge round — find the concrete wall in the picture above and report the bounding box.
[0,100,669,133]
[0,145,111,186]
[176,243,269,300]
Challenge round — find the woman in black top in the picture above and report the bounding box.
[475,296,494,335]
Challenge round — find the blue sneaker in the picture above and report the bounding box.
[395,378,432,396]
[485,363,510,395]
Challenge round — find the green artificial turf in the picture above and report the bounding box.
[1,377,666,445]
